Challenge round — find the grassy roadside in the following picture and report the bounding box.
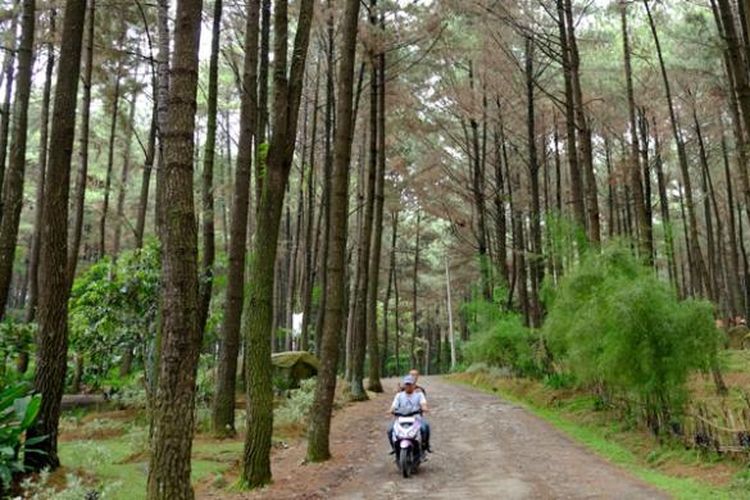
[446,372,750,500]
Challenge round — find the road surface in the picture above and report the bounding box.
[203,377,668,499]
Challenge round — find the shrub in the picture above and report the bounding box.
[0,382,43,493]
[68,242,161,389]
[275,378,317,427]
[543,244,722,430]
[462,298,541,377]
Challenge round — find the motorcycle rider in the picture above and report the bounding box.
[395,368,427,396]
[388,375,431,456]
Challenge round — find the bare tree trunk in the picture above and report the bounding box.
[198,0,222,335]
[644,0,708,297]
[25,9,55,324]
[212,0,259,438]
[382,210,398,375]
[300,62,320,352]
[0,0,34,320]
[411,210,421,368]
[468,63,491,299]
[525,36,543,328]
[314,6,335,356]
[154,0,170,237]
[621,2,652,263]
[25,0,86,472]
[99,59,124,259]
[146,0,203,496]
[0,0,18,199]
[307,0,362,461]
[366,11,385,392]
[556,0,586,233]
[564,0,599,243]
[66,0,94,284]
[113,96,137,256]
[243,0,315,486]
[653,120,678,287]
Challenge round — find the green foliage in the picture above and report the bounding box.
[0,318,35,383]
[543,243,722,426]
[274,378,318,427]
[462,297,541,377]
[0,382,43,490]
[68,242,161,388]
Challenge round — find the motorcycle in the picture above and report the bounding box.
[391,410,424,478]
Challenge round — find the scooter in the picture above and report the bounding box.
[391,410,423,478]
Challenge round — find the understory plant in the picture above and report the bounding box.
[0,382,44,494]
[543,243,722,432]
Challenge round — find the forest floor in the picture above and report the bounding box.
[201,378,672,499]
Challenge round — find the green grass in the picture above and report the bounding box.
[448,375,747,500]
[56,424,245,499]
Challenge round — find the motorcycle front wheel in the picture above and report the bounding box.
[399,449,411,478]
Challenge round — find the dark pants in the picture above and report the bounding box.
[388,420,431,451]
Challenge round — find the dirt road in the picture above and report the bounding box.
[204,377,668,499]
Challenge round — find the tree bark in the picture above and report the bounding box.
[212,0,259,438]
[198,0,222,335]
[146,0,203,497]
[66,0,94,284]
[563,0,599,243]
[242,0,315,486]
[25,9,55,324]
[556,0,586,233]
[643,0,708,297]
[366,10,385,392]
[621,2,652,263]
[306,0,361,462]
[98,58,124,259]
[25,0,87,472]
[0,0,34,320]
[0,0,18,200]
[112,95,137,256]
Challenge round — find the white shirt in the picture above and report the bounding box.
[391,391,427,414]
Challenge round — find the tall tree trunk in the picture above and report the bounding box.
[66,0,95,283]
[564,0,599,243]
[154,0,170,237]
[25,9,55,324]
[315,6,335,356]
[556,0,586,233]
[653,119,678,287]
[525,36,543,328]
[212,0,259,438]
[198,0,222,335]
[350,31,379,399]
[0,0,18,199]
[0,0,34,320]
[25,0,86,472]
[366,10,385,392]
[621,2,652,263]
[99,61,124,258]
[643,0,708,297]
[468,63,491,299]
[113,96,137,256]
[382,211,398,375]
[722,130,742,315]
[493,103,508,285]
[300,61,320,352]
[411,210,421,368]
[242,0,314,486]
[146,0,203,497]
[307,0,361,461]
